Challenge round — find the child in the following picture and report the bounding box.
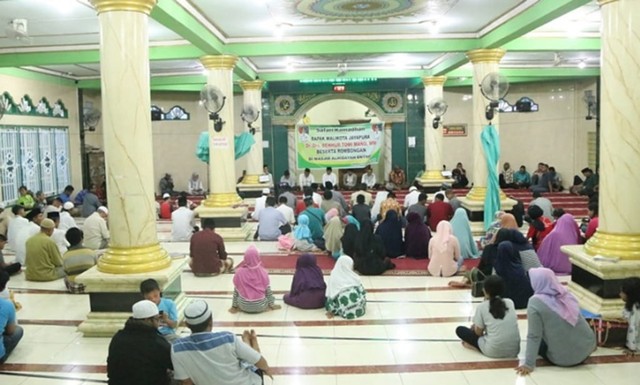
[455,275,520,358]
[0,234,21,276]
[140,278,178,341]
[621,277,640,356]
[230,246,280,314]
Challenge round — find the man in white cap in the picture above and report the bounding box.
[403,185,421,209]
[171,300,273,385]
[160,193,173,220]
[83,206,109,250]
[187,172,204,195]
[24,218,64,281]
[107,300,173,385]
[59,201,78,231]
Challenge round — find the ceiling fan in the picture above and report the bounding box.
[5,19,32,44]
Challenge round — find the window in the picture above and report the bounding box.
[0,125,70,204]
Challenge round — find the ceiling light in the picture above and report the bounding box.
[578,60,587,69]
[286,62,295,72]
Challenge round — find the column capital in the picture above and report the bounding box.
[598,0,618,6]
[466,49,506,64]
[422,76,447,87]
[90,0,157,14]
[239,80,265,91]
[200,55,238,70]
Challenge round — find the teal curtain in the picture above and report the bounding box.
[481,124,501,230]
[195,131,255,163]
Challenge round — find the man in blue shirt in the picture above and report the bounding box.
[0,271,23,363]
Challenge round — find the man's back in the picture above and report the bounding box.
[171,207,195,241]
[83,213,109,250]
[258,207,286,241]
[407,203,427,223]
[81,193,100,217]
[25,232,63,281]
[351,203,371,224]
[427,201,454,231]
[530,197,554,220]
[279,191,297,210]
[172,331,262,385]
[190,229,226,275]
[350,190,372,206]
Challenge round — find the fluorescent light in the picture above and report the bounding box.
[286,62,295,72]
[578,60,587,69]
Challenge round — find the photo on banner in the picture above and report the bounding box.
[296,123,384,169]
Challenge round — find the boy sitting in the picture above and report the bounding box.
[140,278,179,342]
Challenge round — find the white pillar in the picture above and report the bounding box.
[238,80,265,184]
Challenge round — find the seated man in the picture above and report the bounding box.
[277,184,297,211]
[0,271,23,364]
[570,167,599,197]
[427,193,454,231]
[0,234,21,276]
[361,167,377,190]
[256,197,287,241]
[388,165,406,189]
[325,182,348,214]
[187,173,204,195]
[403,186,421,209]
[350,183,373,207]
[379,191,402,221]
[513,165,531,189]
[171,197,196,242]
[59,201,78,231]
[279,170,295,189]
[24,218,64,282]
[298,168,315,188]
[342,170,357,190]
[530,163,553,193]
[83,206,110,250]
[171,300,273,385]
[62,228,98,294]
[158,173,174,195]
[322,167,338,189]
[190,218,233,276]
[276,196,295,226]
[59,185,74,203]
[351,194,371,224]
[407,193,428,224]
[107,300,173,385]
[16,186,35,210]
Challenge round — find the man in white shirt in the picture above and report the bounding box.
[188,173,204,195]
[171,197,196,242]
[322,167,338,189]
[44,197,63,215]
[59,202,78,231]
[350,184,373,206]
[298,168,315,188]
[257,197,287,241]
[13,207,44,264]
[361,167,377,189]
[276,196,295,225]
[251,188,270,221]
[370,188,389,221]
[343,170,357,190]
[46,212,69,255]
[261,165,273,186]
[7,205,28,254]
[279,170,295,188]
[403,186,421,209]
[83,206,110,250]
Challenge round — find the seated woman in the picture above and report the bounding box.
[290,215,319,252]
[230,245,281,314]
[494,228,541,271]
[428,221,461,277]
[325,256,366,319]
[479,211,505,249]
[516,268,596,375]
[353,220,395,276]
[404,212,431,259]
[455,275,520,358]
[526,205,554,251]
[323,209,344,260]
[374,210,404,258]
[494,241,534,309]
[537,214,580,275]
[283,254,326,309]
[450,208,479,260]
[340,216,360,258]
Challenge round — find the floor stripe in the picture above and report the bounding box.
[188,294,480,304]
[0,371,107,383]
[19,320,82,327]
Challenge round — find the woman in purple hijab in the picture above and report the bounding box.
[283,254,327,309]
[404,212,431,259]
[537,214,580,275]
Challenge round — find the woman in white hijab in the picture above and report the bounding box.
[325,256,366,319]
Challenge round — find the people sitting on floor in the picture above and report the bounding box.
[361,166,377,189]
[289,214,319,252]
[326,182,348,214]
[530,163,553,193]
[548,166,563,192]
[251,188,270,221]
[325,256,367,319]
[44,197,62,215]
[24,218,64,282]
[107,300,173,385]
[620,277,640,356]
[450,208,479,260]
[171,197,196,242]
[351,194,372,225]
[0,203,13,238]
[350,183,373,207]
[530,163,545,185]
[278,169,295,189]
[323,209,344,260]
[537,213,580,275]
[16,186,35,210]
[515,268,596,375]
[479,212,511,249]
[445,189,462,212]
[403,186,420,209]
[455,275,520,358]
[320,189,343,217]
[343,170,357,190]
[59,185,74,203]
[61,228,97,294]
[353,220,395,276]
[494,241,534,309]
[494,229,542,271]
[277,195,296,226]
[582,203,599,241]
[81,184,102,218]
[301,198,326,250]
[140,278,178,342]
[0,235,20,276]
[407,193,428,224]
[428,221,461,277]
[189,218,234,276]
[187,172,204,195]
[427,192,454,232]
[370,187,389,221]
[173,301,274,384]
[340,216,360,258]
[513,165,531,189]
[379,191,402,222]
[230,245,281,314]
[83,206,110,250]
[375,210,405,258]
[526,205,554,251]
[0,271,23,364]
[570,167,599,197]
[257,197,288,241]
[529,191,554,221]
[298,168,315,188]
[404,212,431,259]
[158,173,174,196]
[13,207,44,265]
[499,162,516,189]
[278,184,297,212]
[322,166,338,189]
[388,165,406,190]
[159,193,172,220]
[47,212,68,255]
[452,168,469,189]
[262,164,274,186]
[34,191,47,211]
[283,254,327,310]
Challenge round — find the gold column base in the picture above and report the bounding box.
[465,186,507,201]
[421,170,444,180]
[97,243,171,274]
[203,192,242,208]
[241,174,261,185]
[584,230,640,260]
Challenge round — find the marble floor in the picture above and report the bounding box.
[1,239,639,385]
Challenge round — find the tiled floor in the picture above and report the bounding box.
[1,239,639,384]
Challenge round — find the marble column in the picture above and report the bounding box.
[563,0,640,318]
[196,55,249,240]
[237,80,267,197]
[418,76,453,190]
[383,124,392,184]
[77,0,185,337]
[460,49,515,226]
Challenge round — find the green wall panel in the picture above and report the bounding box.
[405,89,426,181]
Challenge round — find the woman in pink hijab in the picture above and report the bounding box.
[428,221,461,277]
[537,214,581,275]
[230,245,281,314]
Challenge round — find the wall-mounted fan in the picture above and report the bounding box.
[241,104,260,135]
[427,98,448,129]
[83,108,101,132]
[583,90,597,121]
[5,19,32,44]
[480,72,509,122]
[200,85,226,132]
[0,96,6,121]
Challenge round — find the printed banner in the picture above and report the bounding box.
[296,123,384,169]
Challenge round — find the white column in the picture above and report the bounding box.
[418,76,452,187]
[238,80,265,184]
